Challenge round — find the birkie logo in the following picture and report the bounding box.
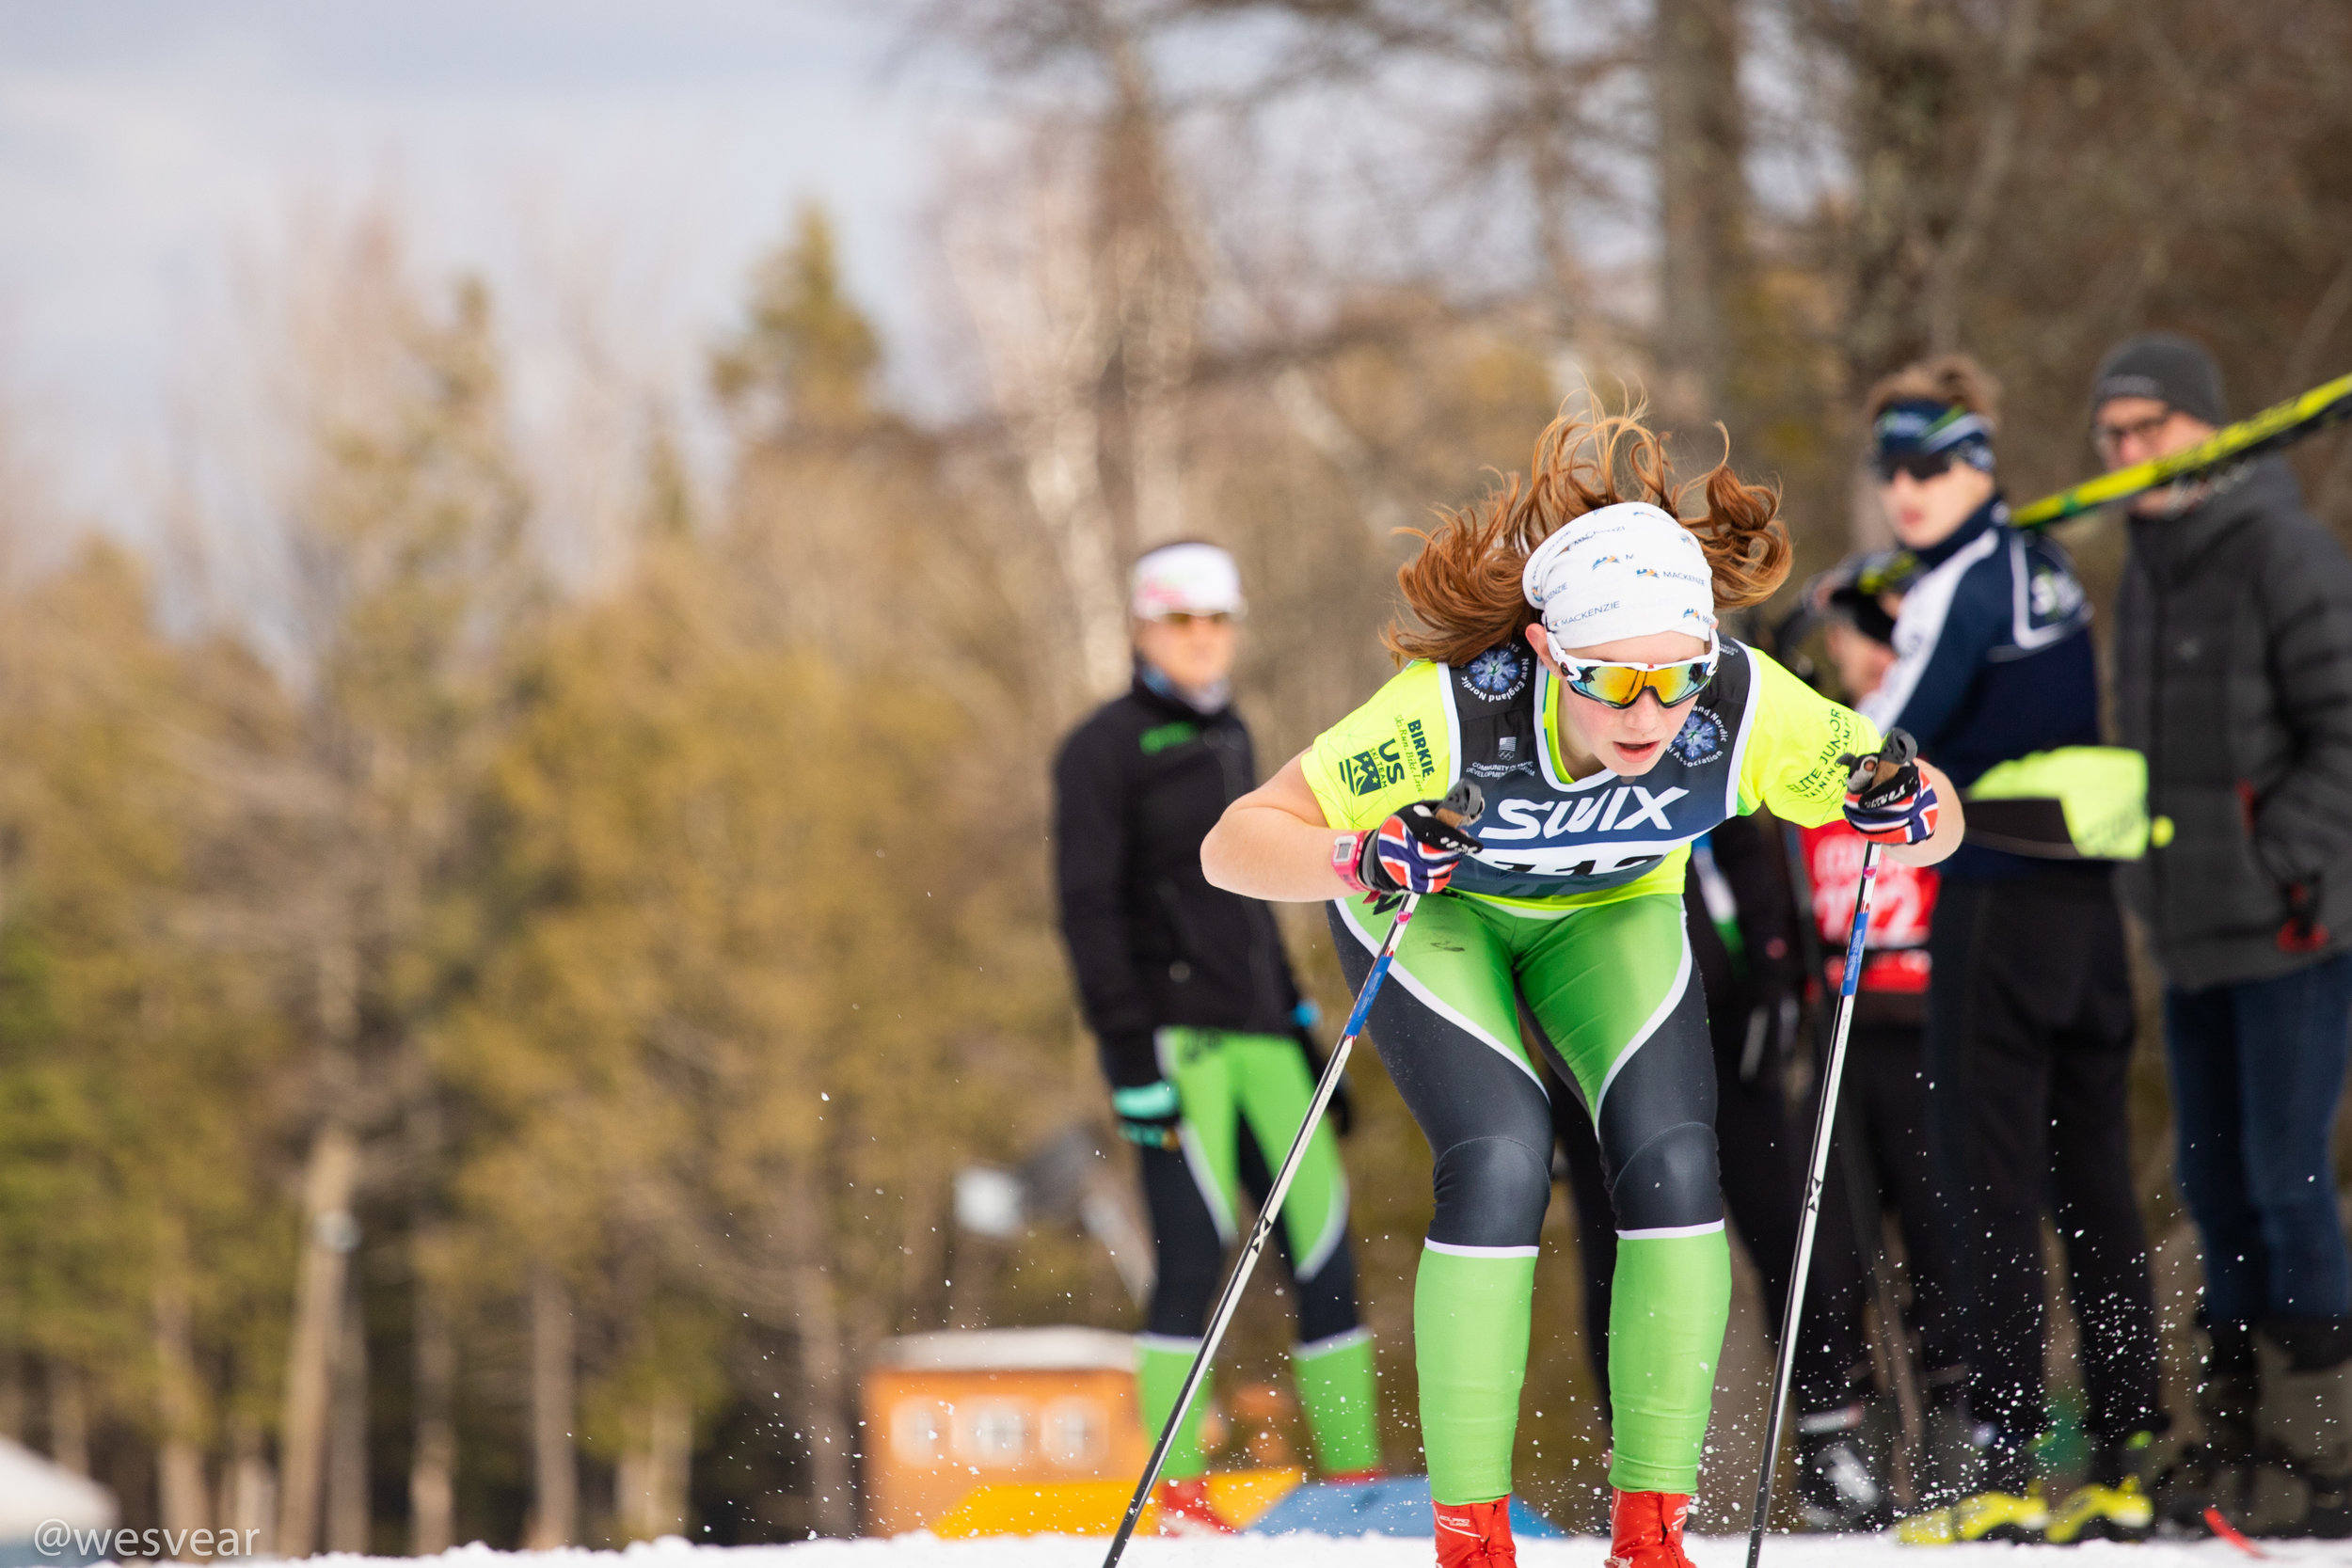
[1401,718,1438,779]
[1666,705,1724,765]
[1341,740,1407,796]
[1463,646,1528,701]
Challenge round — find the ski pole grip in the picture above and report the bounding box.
[1436,779,1486,830]
[1838,727,1917,793]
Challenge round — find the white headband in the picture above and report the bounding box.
[1521,501,1718,654]
[1131,543,1245,620]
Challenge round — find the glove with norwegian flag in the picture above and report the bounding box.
[1336,797,1484,896]
[1840,728,1939,846]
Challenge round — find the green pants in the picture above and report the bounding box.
[1134,1028,1381,1479]
[1329,891,1728,1499]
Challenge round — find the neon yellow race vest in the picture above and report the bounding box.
[1303,638,1881,913]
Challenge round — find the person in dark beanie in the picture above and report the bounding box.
[2100,331,2352,1540]
[1858,356,2168,1547]
[1052,542,1384,1532]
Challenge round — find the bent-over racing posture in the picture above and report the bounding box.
[1202,410,1962,1568]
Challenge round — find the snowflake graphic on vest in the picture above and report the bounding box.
[1463,646,1528,701]
[1666,705,1724,766]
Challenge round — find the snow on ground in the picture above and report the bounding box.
[294,1535,2342,1568]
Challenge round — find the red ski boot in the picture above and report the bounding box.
[1152,1476,1233,1535]
[1435,1497,1517,1567]
[1605,1489,1695,1568]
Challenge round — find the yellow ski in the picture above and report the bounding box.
[2015,371,2352,528]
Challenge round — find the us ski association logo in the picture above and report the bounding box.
[1666,705,1724,765]
[1340,740,1407,796]
[1461,646,1529,702]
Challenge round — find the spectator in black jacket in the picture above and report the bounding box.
[2100,332,2352,1540]
[1052,542,1382,1529]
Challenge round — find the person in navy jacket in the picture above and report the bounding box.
[1860,356,2167,1545]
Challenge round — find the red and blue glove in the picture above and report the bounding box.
[1336,797,1484,896]
[1840,729,1939,846]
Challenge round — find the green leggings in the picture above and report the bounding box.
[1135,1029,1381,1479]
[1329,891,1728,1499]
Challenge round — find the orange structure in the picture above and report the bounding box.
[859,1327,1152,1536]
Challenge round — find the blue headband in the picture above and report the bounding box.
[1873,399,1994,471]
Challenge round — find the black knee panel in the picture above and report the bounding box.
[1591,973,1719,1232]
[1139,1146,1225,1338]
[1429,1134,1552,1249]
[1609,1120,1724,1232]
[1293,1234,1361,1345]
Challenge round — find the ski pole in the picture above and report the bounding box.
[1745,812,1889,1568]
[1779,822,1915,1417]
[1101,779,1483,1568]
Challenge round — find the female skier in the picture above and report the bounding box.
[1201,408,1963,1568]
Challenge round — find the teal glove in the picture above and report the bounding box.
[1112,1080,1183,1150]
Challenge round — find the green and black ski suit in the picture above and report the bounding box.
[1302,636,1879,1502]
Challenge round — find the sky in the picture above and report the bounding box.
[0,1,971,539]
[0,1,1725,573]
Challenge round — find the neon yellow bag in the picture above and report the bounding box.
[1965,746,2148,861]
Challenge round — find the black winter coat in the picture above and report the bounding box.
[2115,459,2352,990]
[1052,676,1305,1088]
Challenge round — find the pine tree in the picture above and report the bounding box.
[258,236,537,1555]
[711,205,882,443]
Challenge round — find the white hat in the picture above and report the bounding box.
[1131,542,1245,620]
[1520,501,1717,655]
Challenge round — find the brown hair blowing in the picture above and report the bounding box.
[1384,405,1792,668]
